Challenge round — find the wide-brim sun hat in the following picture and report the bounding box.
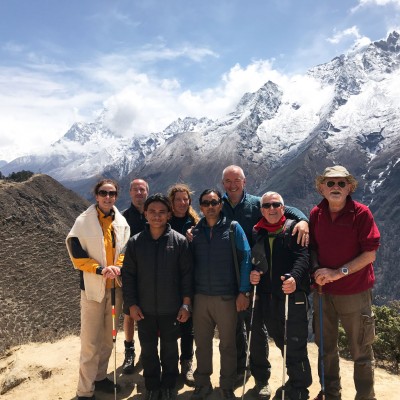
[315,165,358,193]
[320,165,352,178]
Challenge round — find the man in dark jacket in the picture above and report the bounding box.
[123,178,149,235]
[221,165,309,399]
[190,189,251,400]
[121,178,149,373]
[122,194,193,400]
[250,191,311,400]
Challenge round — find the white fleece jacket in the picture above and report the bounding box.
[66,204,130,302]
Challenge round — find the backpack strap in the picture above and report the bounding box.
[251,229,269,273]
[229,221,240,289]
[282,218,296,249]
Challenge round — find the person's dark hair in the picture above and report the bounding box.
[93,178,119,196]
[199,189,222,204]
[144,193,172,212]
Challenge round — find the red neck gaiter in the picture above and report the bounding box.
[254,215,286,233]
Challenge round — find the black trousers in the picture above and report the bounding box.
[137,314,180,390]
[236,298,271,383]
[261,292,312,398]
[180,316,194,362]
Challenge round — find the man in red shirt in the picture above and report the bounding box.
[309,166,380,400]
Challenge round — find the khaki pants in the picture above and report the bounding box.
[193,294,237,390]
[313,289,376,400]
[77,288,122,397]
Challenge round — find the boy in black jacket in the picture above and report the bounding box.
[122,194,193,400]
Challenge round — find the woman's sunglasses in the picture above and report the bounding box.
[97,190,117,198]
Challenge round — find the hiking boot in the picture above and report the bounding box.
[191,384,213,400]
[221,388,237,400]
[145,389,161,400]
[312,392,340,400]
[254,382,272,399]
[161,388,176,400]
[275,386,309,400]
[234,370,251,388]
[181,359,195,387]
[122,343,136,374]
[273,381,291,400]
[94,377,121,393]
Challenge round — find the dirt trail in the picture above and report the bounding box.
[1,333,399,399]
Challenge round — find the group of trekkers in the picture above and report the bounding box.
[66,164,380,400]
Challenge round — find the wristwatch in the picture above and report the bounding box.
[181,304,191,312]
[340,266,349,276]
[241,292,251,297]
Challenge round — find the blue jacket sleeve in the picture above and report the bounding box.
[284,205,309,222]
[234,222,251,292]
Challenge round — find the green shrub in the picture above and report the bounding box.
[6,170,34,182]
[338,302,400,373]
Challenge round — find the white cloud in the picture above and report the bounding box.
[0,40,222,161]
[0,51,285,161]
[352,0,400,12]
[327,26,363,44]
[136,42,219,63]
[0,66,104,161]
[102,59,284,137]
[326,26,371,53]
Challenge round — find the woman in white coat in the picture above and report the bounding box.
[66,178,130,400]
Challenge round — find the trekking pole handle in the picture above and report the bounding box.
[318,284,323,295]
[283,273,291,281]
[250,268,262,286]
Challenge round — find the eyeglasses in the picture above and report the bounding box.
[261,202,282,209]
[97,190,117,198]
[326,181,347,188]
[200,199,221,207]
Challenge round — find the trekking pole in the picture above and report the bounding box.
[318,285,325,400]
[282,273,291,400]
[111,279,117,400]
[241,283,257,400]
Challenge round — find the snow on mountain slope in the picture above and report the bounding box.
[2,32,399,190]
[257,78,335,159]
[328,68,400,154]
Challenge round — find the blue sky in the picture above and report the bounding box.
[0,0,399,162]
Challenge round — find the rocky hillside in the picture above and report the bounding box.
[0,174,89,355]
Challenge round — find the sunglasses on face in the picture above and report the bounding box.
[97,190,118,198]
[326,181,347,188]
[200,199,221,207]
[261,202,282,209]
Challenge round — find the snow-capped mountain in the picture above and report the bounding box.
[3,32,399,190]
[2,32,400,301]
[1,110,214,182]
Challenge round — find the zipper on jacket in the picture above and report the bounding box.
[208,226,213,290]
[154,239,159,315]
